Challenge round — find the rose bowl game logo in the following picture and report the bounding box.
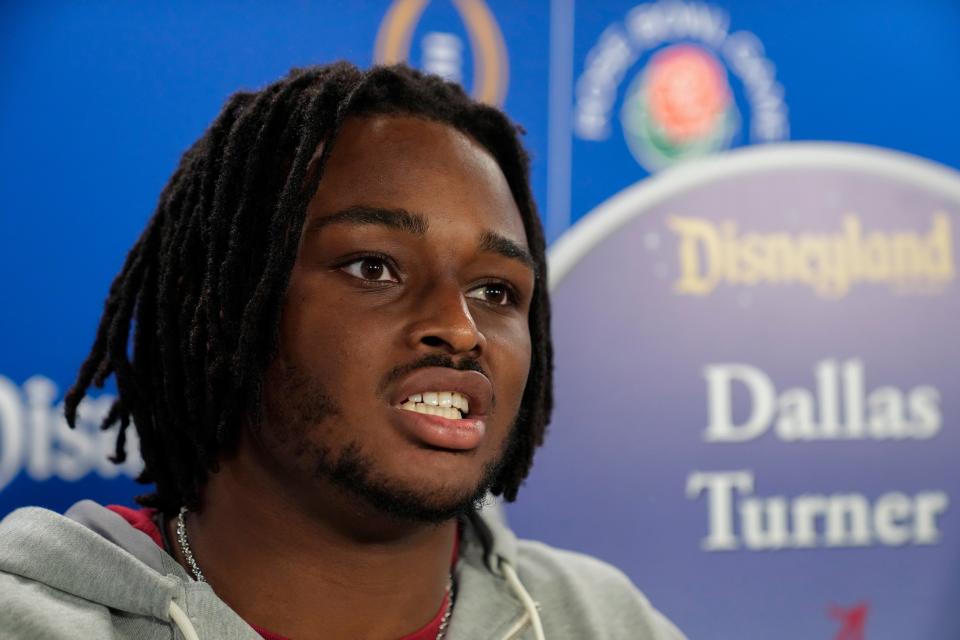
[575,0,790,173]
[621,44,738,170]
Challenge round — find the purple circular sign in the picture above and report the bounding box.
[508,143,960,639]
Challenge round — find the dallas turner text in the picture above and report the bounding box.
[686,359,949,551]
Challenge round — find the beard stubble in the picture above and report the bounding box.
[256,357,516,524]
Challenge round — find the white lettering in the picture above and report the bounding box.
[688,471,950,551]
[703,364,774,442]
[704,359,942,443]
[842,359,865,437]
[740,496,789,550]
[421,32,463,84]
[625,1,729,51]
[575,26,635,140]
[816,360,841,437]
[913,492,950,544]
[825,494,872,547]
[0,374,142,495]
[0,377,23,493]
[791,494,827,548]
[775,388,816,440]
[873,492,913,546]
[908,386,941,438]
[721,31,789,141]
[25,376,55,479]
[686,470,753,550]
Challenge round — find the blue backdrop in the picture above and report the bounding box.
[2,2,958,637]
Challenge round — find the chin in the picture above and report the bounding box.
[325,443,502,524]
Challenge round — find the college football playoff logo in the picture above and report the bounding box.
[374,0,509,106]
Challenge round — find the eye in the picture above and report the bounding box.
[339,256,399,283]
[466,282,515,307]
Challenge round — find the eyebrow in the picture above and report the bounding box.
[479,231,537,273]
[305,205,427,235]
[306,204,537,274]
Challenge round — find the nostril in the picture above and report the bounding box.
[421,336,445,348]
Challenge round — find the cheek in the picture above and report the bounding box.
[278,283,393,393]
[279,286,353,372]
[488,322,532,413]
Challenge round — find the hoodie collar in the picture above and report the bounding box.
[0,499,537,640]
[449,501,539,640]
[463,500,518,575]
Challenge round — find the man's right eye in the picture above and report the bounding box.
[339,256,400,283]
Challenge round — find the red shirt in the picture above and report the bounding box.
[107,505,453,640]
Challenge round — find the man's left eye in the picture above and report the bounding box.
[466,283,514,306]
[340,257,399,282]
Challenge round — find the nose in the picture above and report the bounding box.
[405,282,487,356]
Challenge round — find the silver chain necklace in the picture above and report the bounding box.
[175,507,455,639]
[175,506,206,582]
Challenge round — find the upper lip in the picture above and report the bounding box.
[390,367,493,417]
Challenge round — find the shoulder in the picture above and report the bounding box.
[0,506,113,637]
[0,504,179,639]
[0,571,117,638]
[513,539,686,640]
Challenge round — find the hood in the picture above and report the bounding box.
[0,501,181,618]
[453,501,547,640]
[0,500,258,639]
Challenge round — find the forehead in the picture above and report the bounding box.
[306,115,527,244]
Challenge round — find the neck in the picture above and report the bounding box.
[169,440,457,640]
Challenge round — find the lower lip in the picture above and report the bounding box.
[390,407,486,450]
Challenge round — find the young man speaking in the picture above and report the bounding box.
[0,63,684,640]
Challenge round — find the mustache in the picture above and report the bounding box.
[379,353,488,394]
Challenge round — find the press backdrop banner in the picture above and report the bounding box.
[508,143,960,639]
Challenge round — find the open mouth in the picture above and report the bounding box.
[399,391,470,420]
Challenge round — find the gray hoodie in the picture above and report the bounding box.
[0,500,685,639]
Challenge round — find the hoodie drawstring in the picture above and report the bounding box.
[500,560,546,640]
[168,600,201,640]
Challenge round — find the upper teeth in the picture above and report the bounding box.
[400,391,470,418]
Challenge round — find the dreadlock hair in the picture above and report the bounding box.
[64,61,553,515]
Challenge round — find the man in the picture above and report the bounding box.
[0,63,683,639]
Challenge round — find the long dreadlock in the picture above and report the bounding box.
[64,62,553,515]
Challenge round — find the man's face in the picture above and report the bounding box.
[257,115,534,522]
